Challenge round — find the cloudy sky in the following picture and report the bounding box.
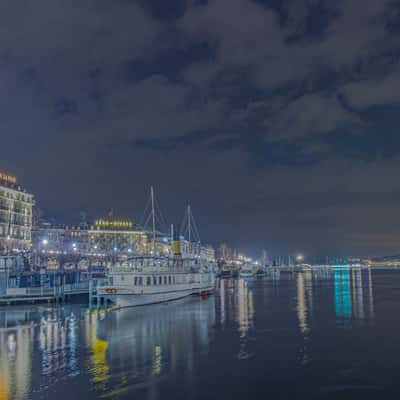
[2,0,400,258]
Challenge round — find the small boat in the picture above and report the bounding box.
[239,264,254,278]
[255,266,267,276]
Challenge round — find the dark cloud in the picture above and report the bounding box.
[1,0,400,257]
[54,97,79,116]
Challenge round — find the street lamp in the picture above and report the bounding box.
[296,254,304,263]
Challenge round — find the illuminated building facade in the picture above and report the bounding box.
[33,217,214,265]
[201,245,216,263]
[0,172,34,254]
[88,219,148,256]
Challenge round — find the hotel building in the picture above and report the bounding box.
[88,219,148,256]
[0,172,34,254]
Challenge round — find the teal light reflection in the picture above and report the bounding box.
[334,265,352,320]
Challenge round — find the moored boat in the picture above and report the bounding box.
[239,263,254,277]
[97,256,214,308]
[97,188,215,308]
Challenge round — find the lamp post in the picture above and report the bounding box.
[41,239,48,269]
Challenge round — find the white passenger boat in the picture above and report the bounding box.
[97,256,215,308]
[97,187,215,308]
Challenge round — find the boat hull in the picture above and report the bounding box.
[99,285,214,309]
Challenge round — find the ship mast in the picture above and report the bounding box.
[151,186,156,251]
[141,186,167,255]
[180,205,201,257]
[188,205,191,243]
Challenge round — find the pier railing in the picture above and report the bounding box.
[3,281,90,298]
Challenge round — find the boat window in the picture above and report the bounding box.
[147,276,151,286]
[159,276,162,285]
[153,276,157,285]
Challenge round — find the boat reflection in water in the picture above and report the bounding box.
[0,296,216,400]
[92,296,216,398]
[0,267,380,400]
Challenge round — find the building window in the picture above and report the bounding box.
[159,276,162,285]
[153,276,157,285]
[164,276,167,284]
[147,277,151,286]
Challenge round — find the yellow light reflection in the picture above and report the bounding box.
[91,339,110,385]
[0,374,9,400]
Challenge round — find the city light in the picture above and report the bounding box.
[296,254,304,262]
[42,239,49,246]
[94,219,133,229]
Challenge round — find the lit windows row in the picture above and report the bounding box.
[114,275,181,286]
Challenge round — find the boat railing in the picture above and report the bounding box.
[108,265,203,274]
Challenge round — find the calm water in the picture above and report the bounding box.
[1,267,400,399]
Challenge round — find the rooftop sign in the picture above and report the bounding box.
[94,219,134,229]
[0,172,17,184]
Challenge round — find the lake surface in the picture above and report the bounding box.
[1,267,400,399]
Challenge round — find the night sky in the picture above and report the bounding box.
[2,0,400,258]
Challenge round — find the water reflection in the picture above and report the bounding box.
[93,297,216,398]
[333,266,374,325]
[296,271,313,335]
[0,269,381,400]
[0,307,79,400]
[0,327,31,400]
[0,297,216,400]
[294,266,375,333]
[218,279,255,361]
[218,279,254,338]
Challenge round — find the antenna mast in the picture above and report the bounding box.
[151,186,157,251]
